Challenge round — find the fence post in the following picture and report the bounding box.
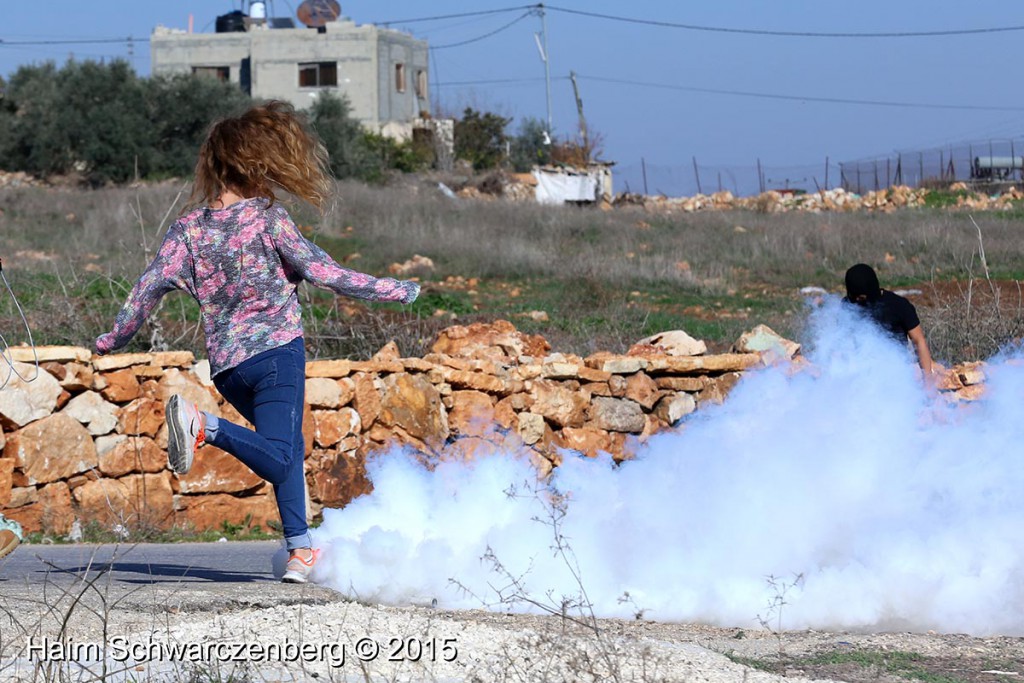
[895,154,902,185]
[1007,140,1015,183]
[692,156,703,195]
[824,156,829,190]
[641,157,649,195]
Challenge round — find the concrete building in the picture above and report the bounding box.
[151,14,430,133]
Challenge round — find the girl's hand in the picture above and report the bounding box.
[95,333,115,355]
[402,281,422,305]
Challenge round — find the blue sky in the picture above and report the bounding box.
[3,1,1024,195]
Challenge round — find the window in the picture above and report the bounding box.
[298,61,338,87]
[192,66,230,82]
[395,63,406,93]
[415,70,427,99]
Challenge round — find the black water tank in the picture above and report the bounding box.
[216,10,247,33]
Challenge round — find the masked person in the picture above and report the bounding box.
[844,263,934,376]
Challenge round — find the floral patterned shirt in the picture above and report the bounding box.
[96,198,420,376]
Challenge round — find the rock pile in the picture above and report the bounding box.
[0,321,987,536]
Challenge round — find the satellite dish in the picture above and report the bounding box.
[297,0,341,28]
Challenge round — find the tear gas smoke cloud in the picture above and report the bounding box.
[310,298,1024,636]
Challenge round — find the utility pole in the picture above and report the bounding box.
[535,4,553,140]
[569,71,589,162]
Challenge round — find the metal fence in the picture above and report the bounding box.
[615,158,839,198]
[838,138,1024,194]
[612,138,1024,198]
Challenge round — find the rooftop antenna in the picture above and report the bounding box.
[296,0,340,28]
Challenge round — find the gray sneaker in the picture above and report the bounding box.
[282,548,320,584]
[166,394,204,474]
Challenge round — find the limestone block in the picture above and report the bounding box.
[0,361,62,427]
[158,368,219,414]
[587,397,646,433]
[527,380,587,428]
[378,373,449,449]
[179,492,279,531]
[58,362,95,392]
[99,368,141,403]
[624,372,661,410]
[176,446,261,494]
[7,485,37,508]
[150,351,195,367]
[312,408,361,448]
[0,458,13,507]
[307,449,371,508]
[38,482,73,534]
[351,373,382,430]
[307,378,344,409]
[73,472,130,524]
[191,359,214,387]
[5,413,98,484]
[447,391,496,438]
[93,353,154,372]
[305,359,352,378]
[117,397,164,437]
[630,330,707,357]
[654,392,697,425]
[431,320,550,361]
[560,427,613,459]
[97,436,166,477]
[697,373,744,406]
[733,324,800,359]
[585,354,648,375]
[655,376,708,392]
[63,391,119,436]
[7,346,91,363]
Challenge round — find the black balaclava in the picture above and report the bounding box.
[845,263,881,303]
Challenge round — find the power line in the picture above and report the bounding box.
[377,6,536,27]
[431,12,534,50]
[544,5,1024,38]
[577,75,1024,112]
[0,37,148,46]
[434,76,564,88]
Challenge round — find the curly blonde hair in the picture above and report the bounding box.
[187,100,332,212]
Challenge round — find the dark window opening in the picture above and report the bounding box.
[192,66,230,82]
[395,63,406,93]
[299,61,338,87]
[415,70,427,99]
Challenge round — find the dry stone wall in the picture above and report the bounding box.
[0,321,986,536]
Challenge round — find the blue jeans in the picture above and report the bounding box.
[209,336,310,551]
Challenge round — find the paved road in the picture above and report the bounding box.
[0,540,345,613]
[0,541,282,586]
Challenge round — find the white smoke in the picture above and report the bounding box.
[311,298,1024,636]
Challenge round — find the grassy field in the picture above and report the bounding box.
[2,179,1024,364]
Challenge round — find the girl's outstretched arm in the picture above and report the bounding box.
[95,224,189,354]
[271,213,420,304]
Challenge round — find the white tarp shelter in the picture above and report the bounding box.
[532,164,613,205]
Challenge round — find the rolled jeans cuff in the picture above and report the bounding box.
[285,532,313,551]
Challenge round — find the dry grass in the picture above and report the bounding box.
[3,180,1024,363]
